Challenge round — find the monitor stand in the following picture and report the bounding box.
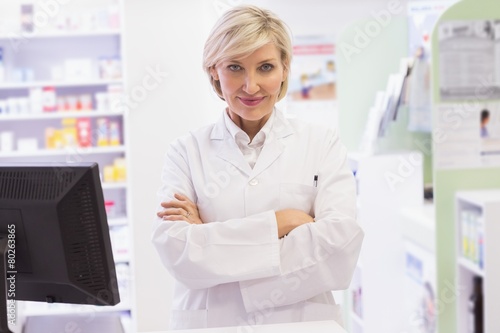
[0,235,13,333]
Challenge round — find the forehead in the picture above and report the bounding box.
[227,43,281,63]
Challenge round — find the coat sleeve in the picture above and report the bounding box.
[151,138,281,290]
[238,129,364,313]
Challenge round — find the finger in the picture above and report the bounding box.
[162,214,197,224]
[174,193,189,201]
[161,200,188,209]
[162,215,187,222]
[174,193,197,207]
[157,208,186,218]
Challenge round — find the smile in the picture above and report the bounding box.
[238,97,265,106]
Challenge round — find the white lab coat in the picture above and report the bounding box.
[152,109,364,330]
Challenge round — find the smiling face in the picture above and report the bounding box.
[210,43,287,133]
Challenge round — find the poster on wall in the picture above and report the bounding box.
[284,35,338,129]
[437,19,500,101]
[435,102,500,169]
[406,0,458,132]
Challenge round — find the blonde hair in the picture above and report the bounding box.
[203,5,292,101]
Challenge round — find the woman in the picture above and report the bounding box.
[152,5,363,330]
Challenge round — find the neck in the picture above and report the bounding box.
[228,109,271,141]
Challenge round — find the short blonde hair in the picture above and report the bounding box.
[203,5,292,101]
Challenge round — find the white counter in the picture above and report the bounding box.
[143,320,346,333]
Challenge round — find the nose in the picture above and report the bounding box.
[242,70,260,95]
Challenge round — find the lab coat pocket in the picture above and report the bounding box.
[302,302,344,327]
[279,183,318,217]
[169,309,207,330]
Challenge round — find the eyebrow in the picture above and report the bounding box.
[229,58,278,64]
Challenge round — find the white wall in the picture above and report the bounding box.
[123,1,219,332]
[124,0,407,332]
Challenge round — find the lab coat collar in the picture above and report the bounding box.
[210,108,294,178]
[210,108,293,140]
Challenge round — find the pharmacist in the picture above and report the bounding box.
[152,5,364,330]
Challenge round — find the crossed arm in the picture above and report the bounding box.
[157,193,314,238]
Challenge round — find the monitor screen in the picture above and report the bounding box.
[0,162,120,332]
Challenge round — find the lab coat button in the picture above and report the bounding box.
[249,179,259,186]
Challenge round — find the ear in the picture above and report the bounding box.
[282,61,289,82]
[210,66,219,81]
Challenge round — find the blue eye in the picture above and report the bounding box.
[228,64,241,71]
[260,64,274,72]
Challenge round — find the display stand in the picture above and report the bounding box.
[455,190,500,333]
[337,14,433,333]
[337,16,433,184]
[430,1,500,332]
[347,151,424,333]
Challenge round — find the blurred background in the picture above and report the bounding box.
[0,0,498,332]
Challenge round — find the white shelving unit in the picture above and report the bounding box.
[346,151,424,333]
[0,79,122,90]
[0,29,121,40]
[0,1,133,332]
[0,109,123,121]
[0,145,126,158]
[455,190,500,333]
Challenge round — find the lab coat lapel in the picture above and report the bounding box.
[211,114,252,177]
[250,111,294,179]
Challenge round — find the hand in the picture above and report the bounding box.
[157,193,203,224]
[275,209,314,238]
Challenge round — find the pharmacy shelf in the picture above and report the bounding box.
[102,182,128,190]
[456,190,500,333]
[108,217,128,227]
[0,1,135,330]
[0,79,122,90]
[114,254,130,264]
[23,303,131,318]
[0,110,123,121]
[0,145,126,158]
[458,257,484,278]
[0,29,121,40]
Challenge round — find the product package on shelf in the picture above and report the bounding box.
[20,4,34,33]
[110,225,130,262]
[99,56,122,80]
[0,46,5,83]
[76,118,92,147]
[42,87,57,112]
[460,208,484,269]
[97,117,110,146]
[103,157,127,183]
[115,263,131,305]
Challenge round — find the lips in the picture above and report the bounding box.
[238,96,265,106]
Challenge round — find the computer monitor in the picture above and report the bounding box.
[0,162,120,333]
